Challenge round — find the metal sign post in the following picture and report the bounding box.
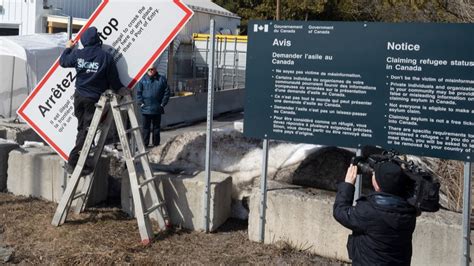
[353,148,362,205]
[67,16,73,40]
[462,160,472,266]
[203,19,215,233]
[259,138,270,242]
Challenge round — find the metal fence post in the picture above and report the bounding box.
[9,57,15,118]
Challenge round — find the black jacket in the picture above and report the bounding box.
[59,27,123,101]
[333,182,417,266]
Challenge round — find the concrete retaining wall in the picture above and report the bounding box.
[7,146,108,205]
[248,181,462,266]
[122,170,232,231]
[0,141,19,191]
[162,89,244,127]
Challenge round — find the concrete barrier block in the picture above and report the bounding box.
[234,121,244,133]
[248,181,351,261]
[248,182,462,265]
[122,170,232,231]
[0,120,43,145]
[412,210,461,266]
[7,147,108,205]
[0,141,19,191]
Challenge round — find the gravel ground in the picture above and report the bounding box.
[0,193,346,264]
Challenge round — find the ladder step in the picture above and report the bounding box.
[133,151,149,160]
[139,176,160,188]
[73,192,86,200]
[113,100,135,108]
[144,202,165,217]
[125,126,141,134]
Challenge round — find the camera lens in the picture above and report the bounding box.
[357,162,373,176]
[350,156,374,175]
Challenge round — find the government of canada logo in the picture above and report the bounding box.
[253,24,269,32]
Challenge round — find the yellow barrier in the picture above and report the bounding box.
[193,33,247,43]
[177,91,194,97]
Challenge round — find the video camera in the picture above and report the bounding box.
[351,148,440,212]
[351,153,393,176]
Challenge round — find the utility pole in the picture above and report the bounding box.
[276,0,280,20]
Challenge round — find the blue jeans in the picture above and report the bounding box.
[142,114,161,146]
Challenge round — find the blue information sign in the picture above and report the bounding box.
[244,20,474,161]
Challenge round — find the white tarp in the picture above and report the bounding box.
[0,33,68,118]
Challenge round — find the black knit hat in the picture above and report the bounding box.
[374,161,406,196]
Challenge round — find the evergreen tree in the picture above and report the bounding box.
[212,0,471,34]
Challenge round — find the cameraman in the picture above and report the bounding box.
[333,162,417,266]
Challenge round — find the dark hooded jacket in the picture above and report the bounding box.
[333,182,417,266]
[59,27,122,101]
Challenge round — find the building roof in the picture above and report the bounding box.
[183,0,240,19]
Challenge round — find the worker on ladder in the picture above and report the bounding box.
[59,26,127,174]
[53,27,169,244]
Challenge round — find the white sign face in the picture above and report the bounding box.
[17,0,193,160]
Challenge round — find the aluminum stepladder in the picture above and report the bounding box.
[51,90,169,245]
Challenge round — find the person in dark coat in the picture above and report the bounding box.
[136,66,170,147]
[59,26,125,174]
[333,161,418,266]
